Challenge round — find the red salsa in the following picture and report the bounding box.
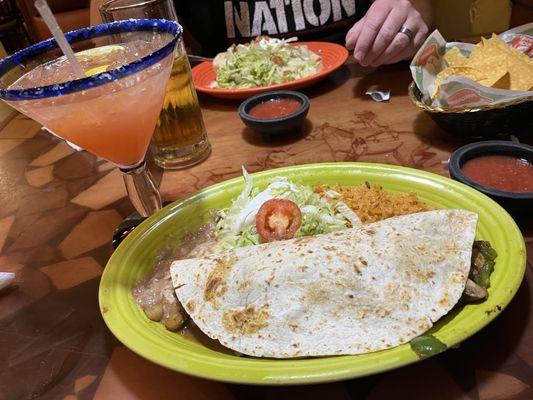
[462,155,533,193]
[248,98,301,119]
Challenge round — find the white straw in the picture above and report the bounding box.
[34,0,85,78]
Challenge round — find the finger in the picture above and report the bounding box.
[387,45,416,65]
[412,24,429,51]
[369,29,411,66]
[362,7,408,66]
[376,19,429,65]
[345,18,364,51]
[352,3,392,64]
[369,12,424,67]
[393,26,429,63]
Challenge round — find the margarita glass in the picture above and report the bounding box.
[0,19,181,216]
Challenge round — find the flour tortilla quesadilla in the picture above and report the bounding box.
[171,209,477,358]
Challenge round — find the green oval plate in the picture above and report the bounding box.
[99,163,526,385]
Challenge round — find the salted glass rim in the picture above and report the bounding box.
[0,18,182,101]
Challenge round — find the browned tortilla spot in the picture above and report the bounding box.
[322,245,337,251]
[410,267,432,283]
[204,254,237,307]
[186,300,196,312]
[305,282,329,305]
[222,305,270,335]
[293,237,311,244]
[417,318,430,331]
[238,278,253,290]
[438,293,451,307]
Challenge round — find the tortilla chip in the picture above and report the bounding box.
[480,37,533,90]
[490,71,511,90]
[469,38,495,62]
[490,33,533,64]
[434,33,533,96]
[444,47,468,67]
[506,57,533,90]
[470,54,508,87]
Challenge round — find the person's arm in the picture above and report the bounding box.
[345,0,434,67]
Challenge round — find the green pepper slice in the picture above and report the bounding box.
[410,334,447,358]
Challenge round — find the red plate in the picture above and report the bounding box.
[192,42,349,100]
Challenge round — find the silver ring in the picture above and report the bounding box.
[398,26,414,41]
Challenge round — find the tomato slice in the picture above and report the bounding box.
[256,198,302,242]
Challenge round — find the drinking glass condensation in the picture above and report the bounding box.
[100,0,211,169]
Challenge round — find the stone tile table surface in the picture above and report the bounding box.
[0,60,531,400]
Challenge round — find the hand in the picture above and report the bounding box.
[345,0,432,67]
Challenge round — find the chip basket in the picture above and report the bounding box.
[408,82,533,139]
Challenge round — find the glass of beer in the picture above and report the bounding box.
[100,0,211,169]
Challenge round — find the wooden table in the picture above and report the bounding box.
[0,61,531,400]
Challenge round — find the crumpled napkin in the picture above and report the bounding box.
[0,272,16,294]
[365,88,391,102]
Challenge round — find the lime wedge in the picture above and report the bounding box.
[76,44,126,76]
[76,45,125,59]
[85,65,109,77]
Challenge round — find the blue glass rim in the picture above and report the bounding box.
[0,19,182,101]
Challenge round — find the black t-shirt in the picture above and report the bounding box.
[175,0,370,56]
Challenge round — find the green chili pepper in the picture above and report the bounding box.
[473,259,495,289]
[410,334,447,358]
[474,241,498,261]
[471,241,497,289]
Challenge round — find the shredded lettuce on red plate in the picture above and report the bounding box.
[212,37,322,89]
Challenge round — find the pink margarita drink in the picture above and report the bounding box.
[8,42,173,168]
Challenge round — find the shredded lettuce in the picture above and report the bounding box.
[213,37,322,89]
[215,170,360,250]
[216,167,257,237]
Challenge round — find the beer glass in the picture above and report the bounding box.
[100,0,211,169]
